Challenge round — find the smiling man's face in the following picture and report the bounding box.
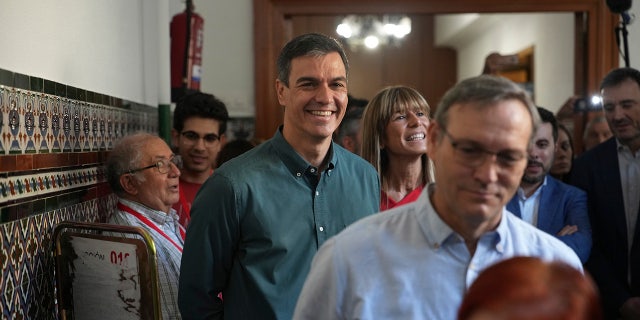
[277,52,348,145]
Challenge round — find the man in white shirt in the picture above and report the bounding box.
[293,76,582,320]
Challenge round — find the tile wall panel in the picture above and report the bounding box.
[0,67,158,319]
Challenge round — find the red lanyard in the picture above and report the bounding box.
[117,202,185,253]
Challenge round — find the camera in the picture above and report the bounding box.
[573,96,603,112]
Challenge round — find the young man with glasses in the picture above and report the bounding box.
[171,91,229,227]
[105,132,184,319]
[293,75,582,320]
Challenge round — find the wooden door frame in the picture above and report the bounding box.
[253,0,618,139]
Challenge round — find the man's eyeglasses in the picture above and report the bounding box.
[127,155,183,175]
[181,131,220,146]
[439,126,525,170]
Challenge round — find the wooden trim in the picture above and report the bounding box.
[574,12,587,95]
[253,0,618,140]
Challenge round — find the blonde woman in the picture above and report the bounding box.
[361,85,434,211]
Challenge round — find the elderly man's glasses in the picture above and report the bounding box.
[440,126,525,169]
[181,131,220,146]
[127,155,182,175]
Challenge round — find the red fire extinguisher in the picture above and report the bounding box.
[170,0,204,101]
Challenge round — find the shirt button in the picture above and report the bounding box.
[296,172,301,177]
[496,244,503,252]
[310,168,316,173]
[319,226,324,232]
[315,191,319,196]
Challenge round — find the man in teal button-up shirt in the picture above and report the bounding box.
[178,33,380,320]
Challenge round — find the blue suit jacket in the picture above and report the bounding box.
[507,176,591,263]
[570,137,640,318]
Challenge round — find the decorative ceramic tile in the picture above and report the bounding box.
[0,195,115,319]
[71,100,81,153]
[6,89,22,154]
[22,92,36,154]
[0,86,157,157]
[61,98,72,153]
[35,94,50,154]
[0,86,5,154]
[0,74,156,319]
[0,167,102,205]
[49,97,62,153]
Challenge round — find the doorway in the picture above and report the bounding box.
[252,0,618,140]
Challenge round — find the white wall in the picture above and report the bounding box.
[0,0,170,106]
[0,0,253,114]
[436,13,575,112]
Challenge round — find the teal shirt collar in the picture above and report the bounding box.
[272,126,336,177]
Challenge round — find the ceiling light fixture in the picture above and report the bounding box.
[336,15,412,50]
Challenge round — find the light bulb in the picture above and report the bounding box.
[364,35,379,49]
[336,23,352,38]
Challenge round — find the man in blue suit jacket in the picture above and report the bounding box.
[508,107,591,263]
[570,68,640,320]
